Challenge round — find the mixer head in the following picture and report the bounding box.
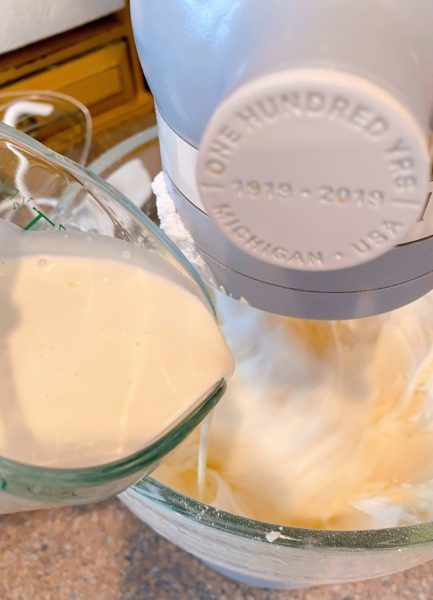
[132,0,433,319]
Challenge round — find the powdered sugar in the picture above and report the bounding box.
[153,173,214,280]
[265,531,281,543]
[153,172,250,305]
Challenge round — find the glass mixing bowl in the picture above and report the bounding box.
[121,478,433,590]
[91,127,433,590]
[0,122,227,512]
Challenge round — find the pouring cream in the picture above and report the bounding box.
[0,223,233,468]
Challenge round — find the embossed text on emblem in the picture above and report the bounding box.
[235,91,389,137]
[212,203,324,268]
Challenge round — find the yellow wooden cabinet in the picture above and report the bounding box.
[8,42,135,118]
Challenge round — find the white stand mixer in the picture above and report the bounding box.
[131,0,433,319]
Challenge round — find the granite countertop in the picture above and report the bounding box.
[1,499,432,599]
[1,115,431,599]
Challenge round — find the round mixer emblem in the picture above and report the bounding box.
[197,69,429,271]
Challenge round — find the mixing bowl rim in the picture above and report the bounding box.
[129,477,433,551]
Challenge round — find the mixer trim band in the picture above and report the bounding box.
[156,109,433,246]
[164,173,433,319]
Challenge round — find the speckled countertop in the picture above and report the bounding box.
[1,499,433,599]
[1,115,432,600]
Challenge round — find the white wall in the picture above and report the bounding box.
[0,0,126,54]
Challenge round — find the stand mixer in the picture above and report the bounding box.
[131,0,433,320]
[121,3,433,588]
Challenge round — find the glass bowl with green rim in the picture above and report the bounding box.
[121,477,433,590]
[0,122,227,513]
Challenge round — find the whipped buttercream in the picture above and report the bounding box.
[155,291,433,530]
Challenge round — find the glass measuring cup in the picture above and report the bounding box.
[0,122,228,513]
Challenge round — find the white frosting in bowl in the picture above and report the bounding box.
[155,291,433,530]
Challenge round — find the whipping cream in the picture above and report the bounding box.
[0,223,232,468]
[155,291,433,530]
